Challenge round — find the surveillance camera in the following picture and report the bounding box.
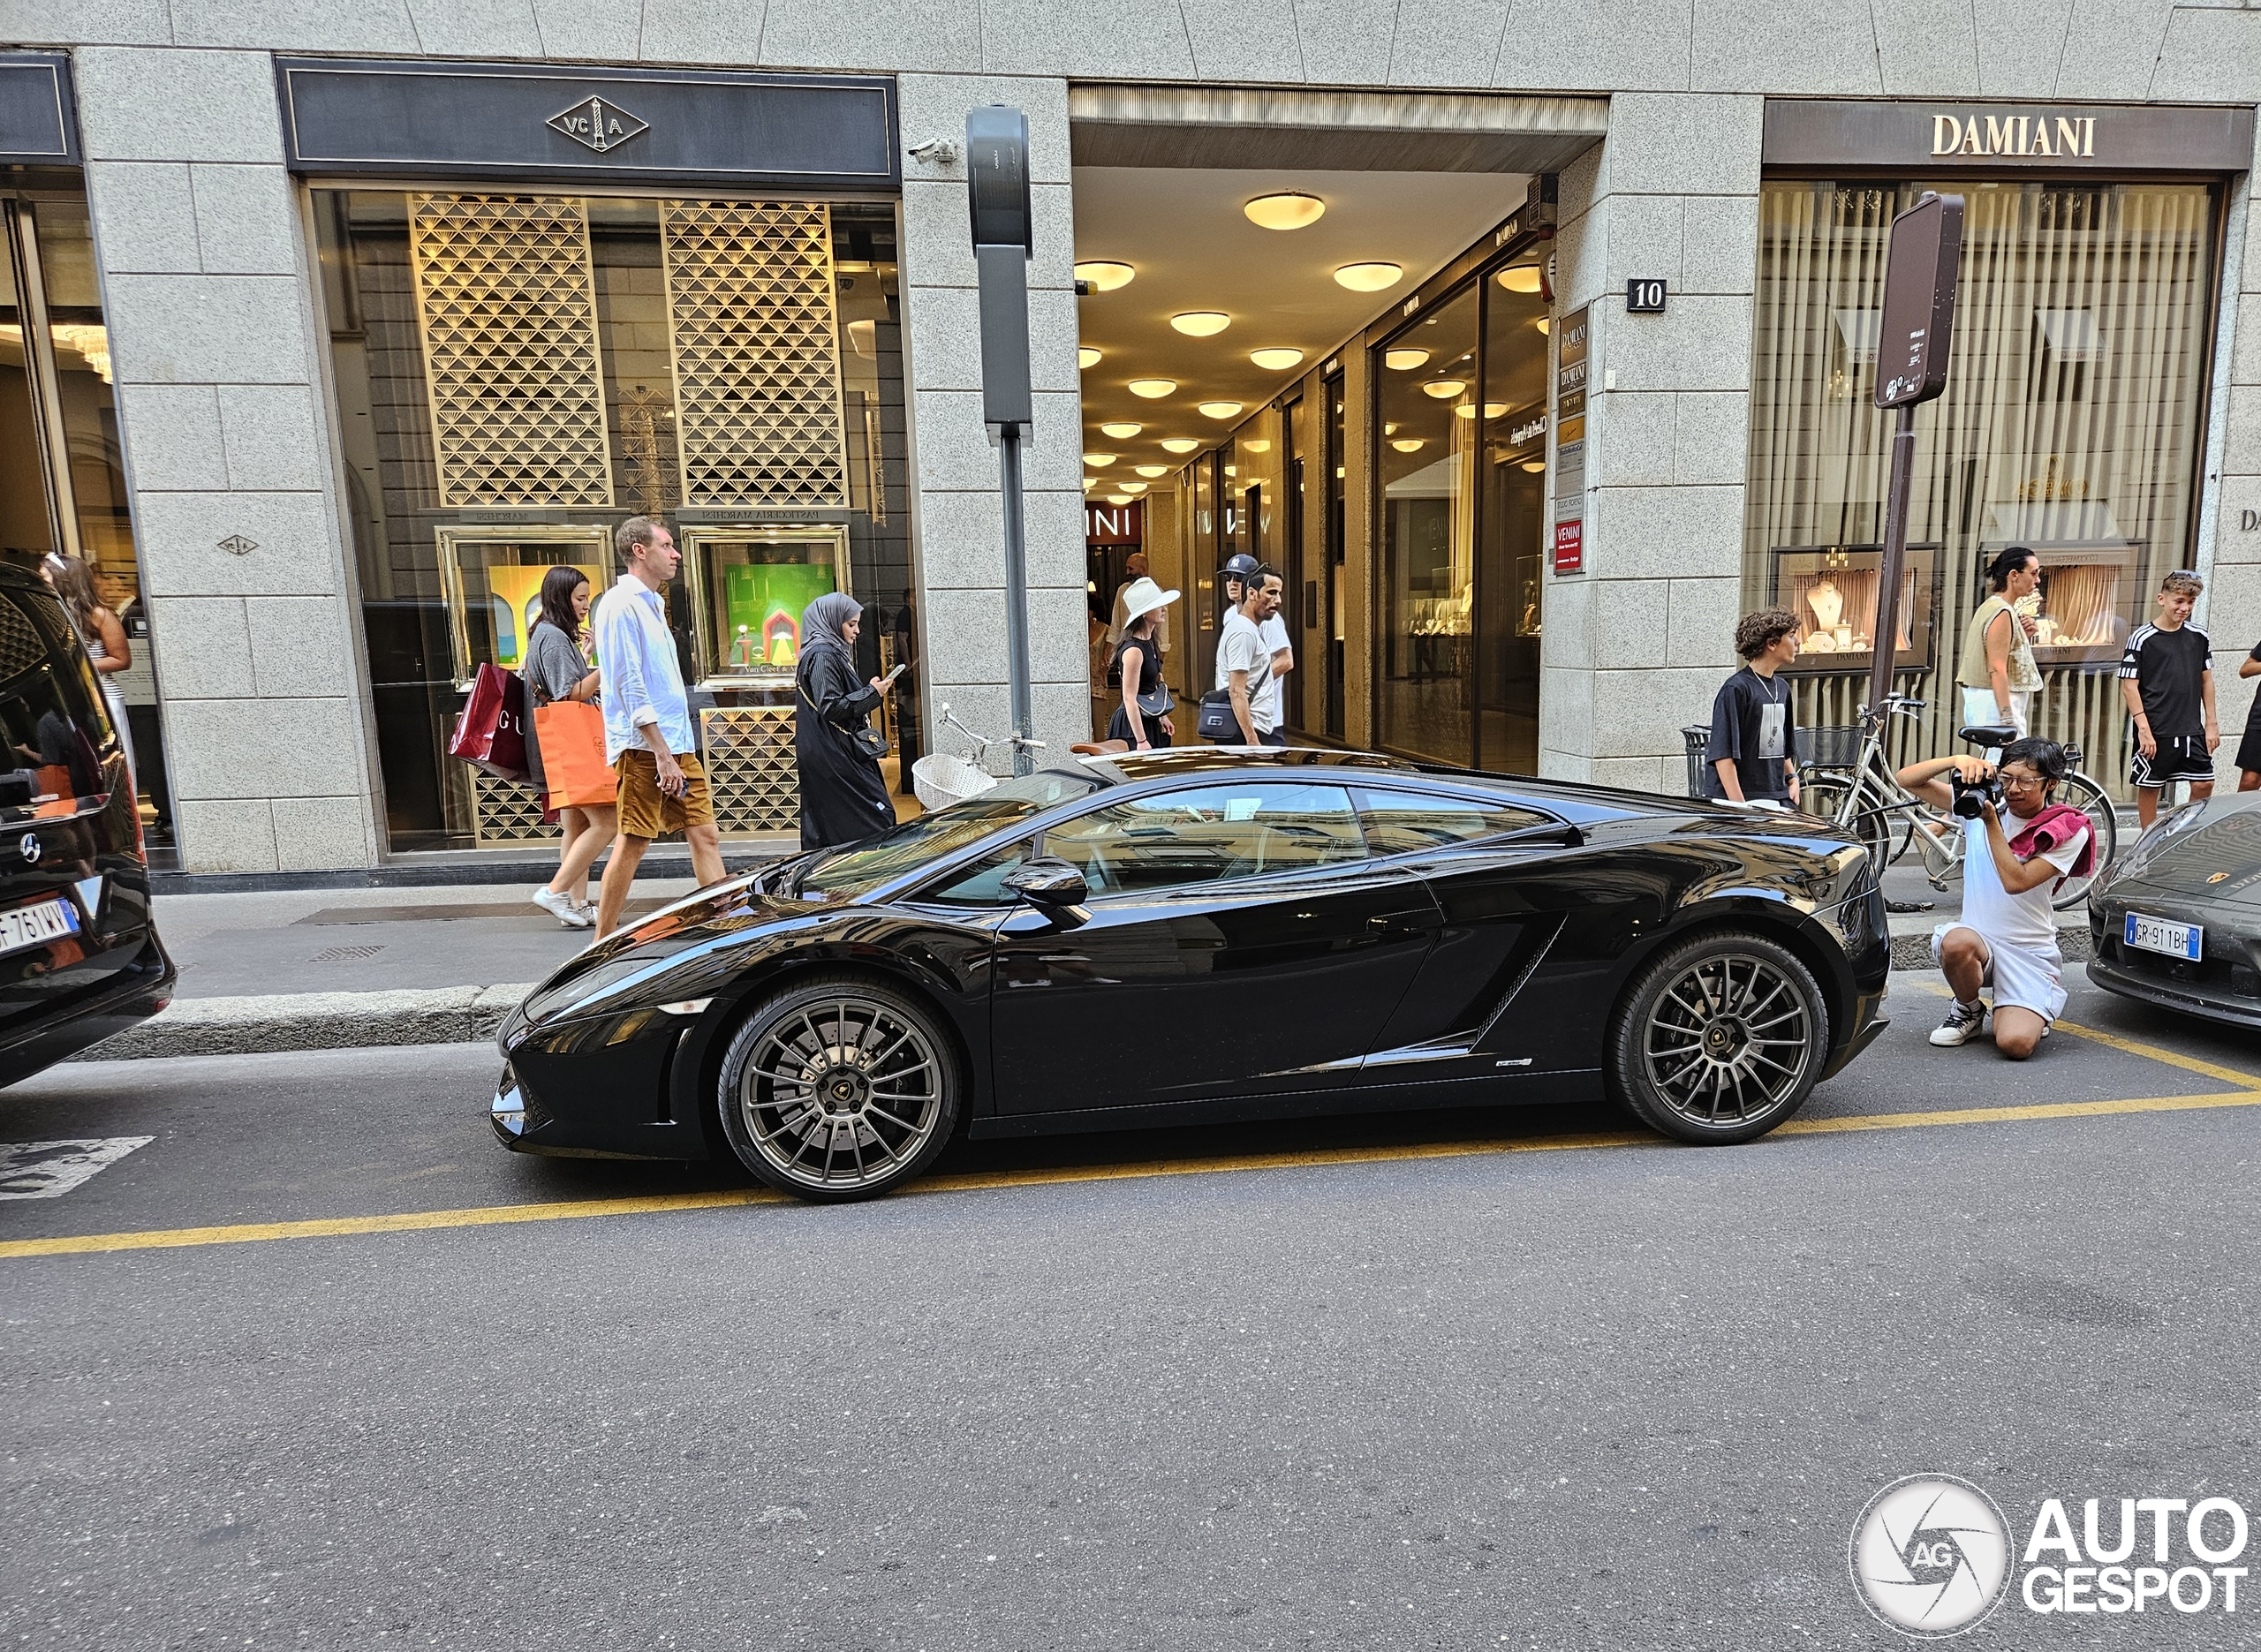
[906,138,958,163]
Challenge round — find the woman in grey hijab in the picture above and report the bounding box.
[793,591,897,849]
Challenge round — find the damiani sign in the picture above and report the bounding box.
[1931,113,2095,158]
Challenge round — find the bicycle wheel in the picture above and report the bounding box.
[1802,773,1890,869]
[2051,772,2120,911]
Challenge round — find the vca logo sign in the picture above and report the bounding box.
[546,95,650,155]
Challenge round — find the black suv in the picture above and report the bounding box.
[0,558,173,1084]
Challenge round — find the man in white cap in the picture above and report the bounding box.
[1107,574,1180,750]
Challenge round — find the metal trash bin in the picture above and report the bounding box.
[1681,726,1711,798]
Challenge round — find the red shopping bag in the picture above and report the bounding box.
[535,699,615,810]
[449,664,529,781]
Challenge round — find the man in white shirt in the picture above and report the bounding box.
[1896,737,2093,1060]
[1216,567,1285,747]
[1214,554,1293,730]
[591,516,726,938]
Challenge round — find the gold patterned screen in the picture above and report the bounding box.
[409,194,616,509]
[662,200,850,507]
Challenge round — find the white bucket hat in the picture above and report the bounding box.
[1117,575,1180,627]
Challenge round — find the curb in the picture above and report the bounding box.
[75,984,538,1062]
[1887,924,2090,971]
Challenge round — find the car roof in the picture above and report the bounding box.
[1072,747,1416,785]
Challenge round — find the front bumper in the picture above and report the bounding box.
[2086,886,2261,1031]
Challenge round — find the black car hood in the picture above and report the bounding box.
[2136,800,2261,903]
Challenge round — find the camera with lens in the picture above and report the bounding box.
[1948,767,2003,819]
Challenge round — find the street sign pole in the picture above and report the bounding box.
[1866,191,1963,722]
[965,106,1037,774]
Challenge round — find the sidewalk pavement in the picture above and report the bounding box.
[72,854,2090,1062]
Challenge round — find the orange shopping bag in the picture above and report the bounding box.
[535,700,616,811]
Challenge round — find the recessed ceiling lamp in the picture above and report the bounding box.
[1078,346,1102,369]
[1390,437,1425,452]
[1454,402,1512,419]
[1108,493,1131,504]
[1384,348,1430,371]
[1422,379,1467,399]
[1170,312,1230,337]
[1119,480,1148,494]
[1335,262,1403,292]
[1084,453,1115,467]
[1244,440,1272,453]
[1099,420,1142,438]
[1127,378,1176,398]
[1160,438,1201,454]
[1199,400,1244,419]
[1518,459,1547,472]
[1134,464,1168,477]
[1383,422,1399,435]
[1249,347,1305,371]
[1534,318,1551,335]
[1498,264,1543,294]
[1223,465,1237,478]
[1244,192,1326,231]
[1076,261,1135,291]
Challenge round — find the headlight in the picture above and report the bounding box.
[2115,800,2209,881]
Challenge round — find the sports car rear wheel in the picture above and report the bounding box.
[1606,930,1825,1144]
[717,973,961,1202]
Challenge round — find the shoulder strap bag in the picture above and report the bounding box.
[800,672,889,761]
[1195,689,1239,742]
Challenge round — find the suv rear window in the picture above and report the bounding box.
[0,587,116,820]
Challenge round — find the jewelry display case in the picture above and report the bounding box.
[678,524,851,688]
[435,525,613,690]
[1768,543,1938,676]
[1990,540,2139,668]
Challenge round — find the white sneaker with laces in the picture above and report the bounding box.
[1929,998,1988,1047]
[532,886,584,929]
[572,900,599,929]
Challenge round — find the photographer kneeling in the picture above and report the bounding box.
[1895,738,2095,1059]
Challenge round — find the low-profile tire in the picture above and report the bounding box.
[1605,929,1827,1145]
[716,972,962,1203]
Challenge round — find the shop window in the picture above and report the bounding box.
[1744,180,2218,797]
[314,191,911,851]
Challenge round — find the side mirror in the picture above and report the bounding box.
[1001,856,1087,909]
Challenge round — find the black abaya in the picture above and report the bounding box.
[795,646,895,849]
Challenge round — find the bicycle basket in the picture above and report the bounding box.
[911,752,998,812]
[1798,725,1864,770]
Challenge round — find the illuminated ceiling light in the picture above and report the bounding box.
[1244,192,1326,231]
[1455,402,1512,419]
[1534,317,1551,335]
[1170,311,1231,337]
[1160,438,1201,454]
[1076,260,1135,291]
[1223,465,1237,477]
[1119,480,1148,494]
[1335,465,1346,477]
[1084,452,1115,467]
[1518,460,1547,472]
[1383,422,1400,435]
[1334,262,1403,292]
[1384,348,1430,371]
[1244,440,1272,453]
[1497,264,1542,294]
[1422,379,1467,399]
[1107,493,1131,504]
[1390,438,1425,452]
[1078,346,1102,369]
[1099,420,1142,439]
[1199,400,1244,419]
[1249,347,1305,371]
[1127,378,1176,398]
[1134,464,1168,477]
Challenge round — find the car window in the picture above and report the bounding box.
[915,839,1032,908]
[0,589,115,820]
[798,769,1100,900]
[1355,787,1554,856]
[1044,782,1368,898]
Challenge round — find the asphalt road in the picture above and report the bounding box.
[5,974,2260,1649]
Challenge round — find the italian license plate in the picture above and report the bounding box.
[2124,911,2202,962]
[0,897,79,958]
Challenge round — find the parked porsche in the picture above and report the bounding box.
[2088,795,2261,1031]
[492,750,1890,1200]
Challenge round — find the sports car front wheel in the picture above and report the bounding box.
[717,973,962,1202]
[1606,930,1825,1144]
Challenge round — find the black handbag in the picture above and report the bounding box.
[1136,683,1176,720]
[799,677,889,761]
[1196,689,1239,742]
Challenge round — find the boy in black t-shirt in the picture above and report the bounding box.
[2119,570,2219,826]
[1701,608,1801,808]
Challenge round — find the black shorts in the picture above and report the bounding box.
[2131,734,2212,788]
[2238,723,2261,775]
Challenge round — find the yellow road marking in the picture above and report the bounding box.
[1900,976,2261,1090]
[7,1093,2261,1260]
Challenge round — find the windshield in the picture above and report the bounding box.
[798,769,1104,900]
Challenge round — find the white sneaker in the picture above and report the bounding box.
[1929,999,1989,1046]
[532,887,586,929]
[573,900,599,928]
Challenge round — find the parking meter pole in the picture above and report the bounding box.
[1865,403,1917,720]
[998,426,1034,776]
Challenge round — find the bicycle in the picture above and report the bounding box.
[1798,694,2119,912]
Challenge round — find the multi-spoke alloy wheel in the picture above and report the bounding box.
[1607,931,1826,1144]
[717,975,960,1202]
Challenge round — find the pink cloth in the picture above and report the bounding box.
[2008,802,2096,880]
